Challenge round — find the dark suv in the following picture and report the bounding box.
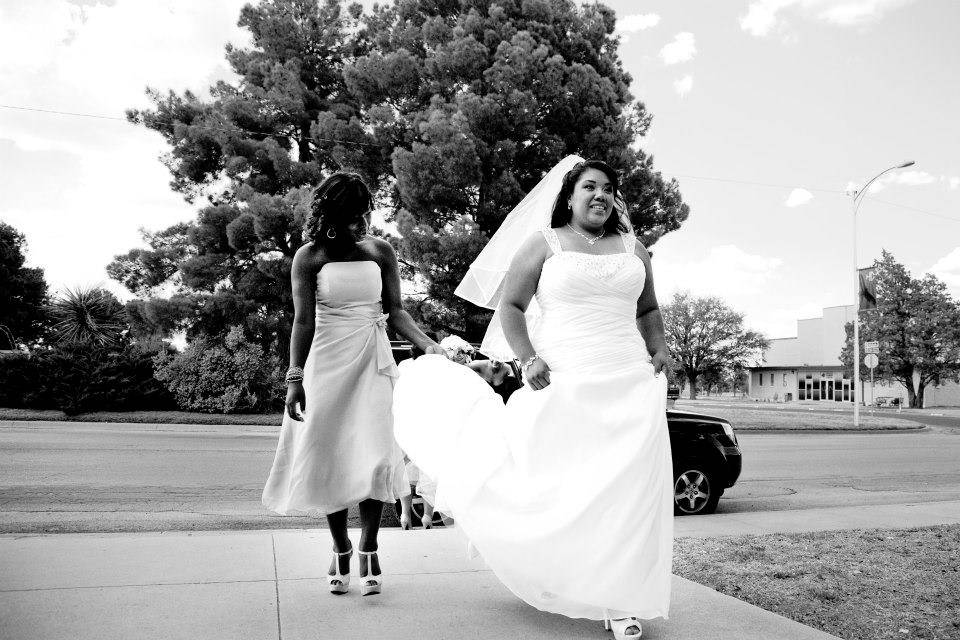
[666,407,741,515]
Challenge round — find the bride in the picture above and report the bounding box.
[393,156,674,639]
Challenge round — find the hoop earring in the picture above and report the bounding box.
[326,227,337,239]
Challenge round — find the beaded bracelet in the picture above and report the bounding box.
[285,366,305,383]
[521,354,541,373]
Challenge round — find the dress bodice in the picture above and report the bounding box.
[313,260,395,376]
[532,228,651,373]
[316,261,383,308]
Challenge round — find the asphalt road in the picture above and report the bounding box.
[2,420,959,533]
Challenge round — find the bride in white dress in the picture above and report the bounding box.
[393,156,674,639]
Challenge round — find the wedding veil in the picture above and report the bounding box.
[454,155,584,360]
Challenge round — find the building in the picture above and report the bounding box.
[748,305,960,407]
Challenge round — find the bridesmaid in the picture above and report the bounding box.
[262,172,444,596]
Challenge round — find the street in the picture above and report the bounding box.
[2,420,960,533]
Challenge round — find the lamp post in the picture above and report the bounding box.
[849,160,914,426]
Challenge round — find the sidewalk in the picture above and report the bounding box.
[6,499,959,640]
[0,526,839,640]
[675,499,960,537]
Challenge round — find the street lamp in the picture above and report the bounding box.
[849,160,914,426]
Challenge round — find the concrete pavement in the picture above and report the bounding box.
[6,501,960,640]
[0,526,839,640]
[675,498,960,537]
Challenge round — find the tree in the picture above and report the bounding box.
[115,0,689,346]
[345,0,690,337]
[840,250,960,408]
[113,0,368,356]
[662,292,769,400]
[0,222,48,348]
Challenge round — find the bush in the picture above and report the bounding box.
[0,342,175,414]
[0,352,43,408]
[154,326,283,414]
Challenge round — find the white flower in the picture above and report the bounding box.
[440,334,476,363]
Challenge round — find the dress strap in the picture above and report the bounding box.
[620,231,636,255]
[540,227,563,256]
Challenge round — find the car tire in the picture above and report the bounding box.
[673,464,721,515]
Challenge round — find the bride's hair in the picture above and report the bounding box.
[550,159,628,235]
[306,172,372,255]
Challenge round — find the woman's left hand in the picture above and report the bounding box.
[651,350,675,379]
[423,343,448,358]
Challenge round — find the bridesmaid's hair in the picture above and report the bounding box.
[550,159,628,235]
[307,172,373,255]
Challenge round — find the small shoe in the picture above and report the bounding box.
[604,611,642,639]
[327,544,352,595]
[358,549,382,596]
[400,511,413,530]
[421,513,433,529]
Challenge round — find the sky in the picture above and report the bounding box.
[1,0,959,339]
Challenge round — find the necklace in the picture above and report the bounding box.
[566,223,606,245]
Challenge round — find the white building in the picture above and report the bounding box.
[748,305,960,407]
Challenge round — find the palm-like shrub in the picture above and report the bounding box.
[47,287,127,347]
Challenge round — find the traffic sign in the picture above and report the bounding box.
[864,353,879,369]
[864,341,880,354]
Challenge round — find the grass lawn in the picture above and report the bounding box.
[0,403,923,430]
[0,407,282,426]
[673,402,922,431]
[674,525,960,640]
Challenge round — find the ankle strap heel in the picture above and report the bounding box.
[327,545,352,595]
[358,550,382,596]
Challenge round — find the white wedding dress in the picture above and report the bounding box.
[394,228,673,621]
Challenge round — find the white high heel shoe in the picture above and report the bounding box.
[358,550,382,596]
[327,544,353,595]
[603,611,642,639]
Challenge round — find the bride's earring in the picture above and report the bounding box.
[326,227,337,239]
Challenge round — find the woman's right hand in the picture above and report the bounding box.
[524,357,551,390]
[286,382,306,421]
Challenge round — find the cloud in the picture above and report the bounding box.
[659,244,784,298]
[739,0,917,38]
[0,0,249,155]
[928,247,960,299]
[0,0,250,295]
[817,0,915,25]
[785,188,814,207]
[673,75,694,98]
[618,13,661,32]
[846,170,939,194]
[659,32,696,65]
[740,0,789,36]
[867,169,937,193]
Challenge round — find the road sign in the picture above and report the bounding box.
[864,341,880,354]
[864,353,879,369]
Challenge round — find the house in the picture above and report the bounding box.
[748,305,960,407]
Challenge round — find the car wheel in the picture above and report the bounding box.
[673,465,721,515]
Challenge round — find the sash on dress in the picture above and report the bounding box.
[315,301,398,378]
